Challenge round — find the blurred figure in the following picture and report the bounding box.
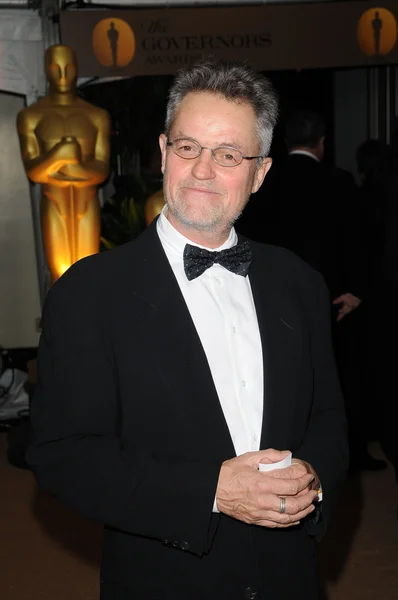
[356,139,389,306]
[261,109,364,316]
[144,188,165,226]
[372,126,398,482]
[384,118,398,286]
[355,139,390,469]
[280,111,378,472]
[242,109,380,472]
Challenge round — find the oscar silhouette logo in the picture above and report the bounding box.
[92,18,135,68]
[357,7,397,56]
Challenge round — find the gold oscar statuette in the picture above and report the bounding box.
[144,188,165,227]
[17,44,111,284]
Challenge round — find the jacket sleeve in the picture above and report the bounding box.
[26,262,220,557]
[293,272,349,538]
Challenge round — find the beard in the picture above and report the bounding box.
[164,181,244,233]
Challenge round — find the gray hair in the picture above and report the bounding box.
[165,58,279,157]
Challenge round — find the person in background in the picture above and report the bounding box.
[241,110,379,472]
[352,139,391,471]
[370,128,398,483]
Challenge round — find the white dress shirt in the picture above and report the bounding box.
[157,209,323,506]
[157,208,264,463]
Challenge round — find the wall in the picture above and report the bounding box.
[0,91,40,349]
[334,68,368,182]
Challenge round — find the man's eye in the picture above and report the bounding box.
[219,152,239,163]
[176,143,195,154]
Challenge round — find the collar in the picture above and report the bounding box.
[289,149,320,162]
[156,204,238,259]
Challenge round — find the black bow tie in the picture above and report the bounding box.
[183,240,252,281]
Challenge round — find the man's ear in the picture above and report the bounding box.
[159,133,167,174]
[251,157,273,194]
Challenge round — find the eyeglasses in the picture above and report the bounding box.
[166,137,264,167]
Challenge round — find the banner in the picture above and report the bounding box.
[60,2,398,76]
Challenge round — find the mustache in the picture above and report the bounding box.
[180,183,224,194]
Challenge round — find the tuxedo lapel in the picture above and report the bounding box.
[248,243,305,451]
[123,223,236,461]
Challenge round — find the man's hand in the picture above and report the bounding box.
[215,449,318,529]
[332,293,361,322]
[289,458,320,497]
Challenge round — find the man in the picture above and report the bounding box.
[27,60,348,600]
[263,109,363,317]
[236,110,363,312]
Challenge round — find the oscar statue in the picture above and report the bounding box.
[17,44,111,285]
[144,188,165,226]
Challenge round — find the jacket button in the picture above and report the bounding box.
[172,540,180,548]
[163,539,172,547]
[244,587,257,599]
[181,541,189,550]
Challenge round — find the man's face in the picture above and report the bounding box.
[159,92,272,237]
[45,47,77,94]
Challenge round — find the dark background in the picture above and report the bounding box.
[80,67,336,179]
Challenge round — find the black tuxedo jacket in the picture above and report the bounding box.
[27,221,348,600]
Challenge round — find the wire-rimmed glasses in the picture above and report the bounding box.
[166,137,264,167]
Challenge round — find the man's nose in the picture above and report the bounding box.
[191,148,216,179]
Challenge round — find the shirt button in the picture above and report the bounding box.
[215,277,221,284]
[180,541,189,550]
[241,380,247,387]
[232,326,236,334]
